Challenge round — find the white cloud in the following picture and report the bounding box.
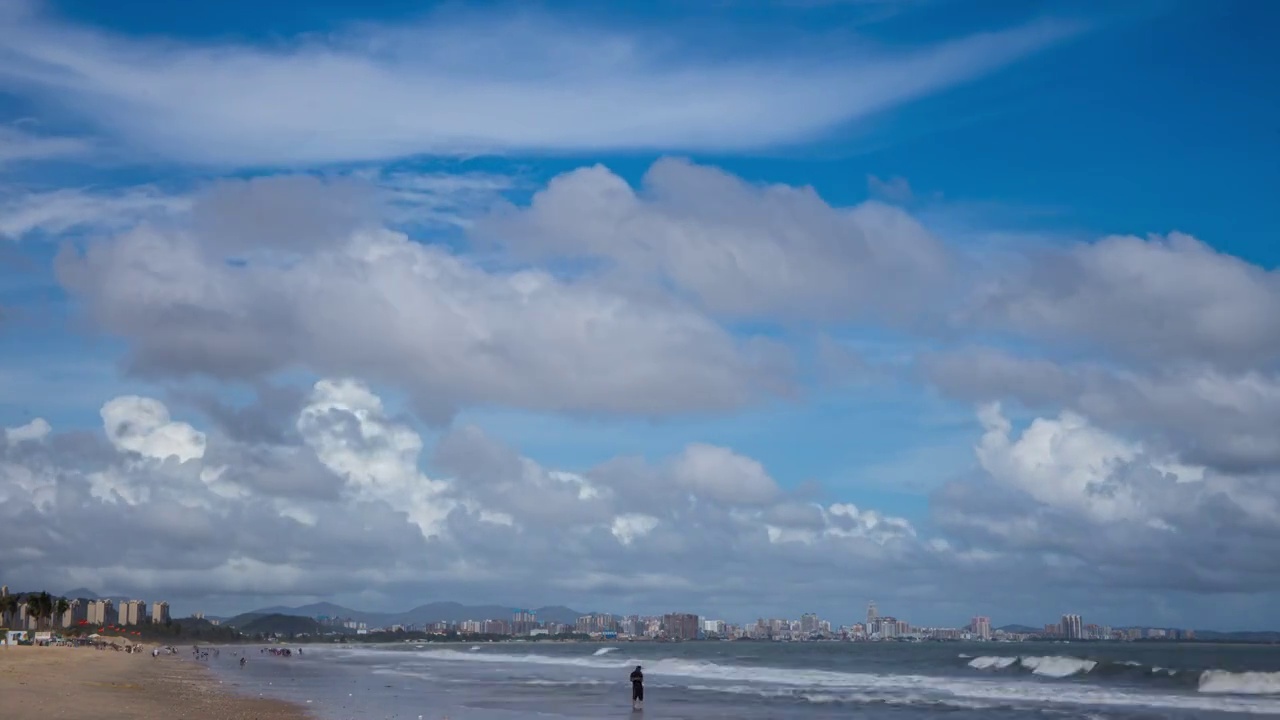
[4,418,50,444]
[55,180,788,417]
[0,184,187,240]
[611,514,660,545]
[925,349,1280,473]
[669,442,780,506]
[0,9,1080,165]
[100,395,206,462]
[297,378,452,538]
[0,379,935,612]
[930,403,1280,598]
[478,158,951,322]
[0,124,90,166]
[965,232,1280,370]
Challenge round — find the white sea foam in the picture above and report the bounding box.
[401,648,1280,714]
[522,678,614,686]
[593,647,619,656]
[469,645,481,652]
[1019,656,1098,678]
[1119,660,1143,667]
[1199,670,1280,695]
[957,653,972,658]
[686,684,1002,711]
[968,655,1018,670]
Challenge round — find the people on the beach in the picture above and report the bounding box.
[630,665,644,708]
[240,657,247,668]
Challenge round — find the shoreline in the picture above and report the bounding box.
[0,644,312,719]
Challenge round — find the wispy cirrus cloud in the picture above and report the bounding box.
[0,124,91,167]
[0,5,1083,166]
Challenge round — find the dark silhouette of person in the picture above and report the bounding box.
[630,665,644,706]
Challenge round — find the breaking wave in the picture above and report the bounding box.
[403,648,1280,714]
[967,656,1018,670]
[593,647,620,656]
[1200,670,1280,696]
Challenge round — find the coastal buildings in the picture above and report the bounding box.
[87,599,114,625]
[151,601,170,624]
[1061,614,1084,640]
[0,581,1206,642]
[118,600,147,626]
[512,609,537,635]
[61,599,87,627]
[662,613,700,640]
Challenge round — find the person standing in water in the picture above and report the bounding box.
[630,665,644,709]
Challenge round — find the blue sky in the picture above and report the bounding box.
[2,0,1280,628]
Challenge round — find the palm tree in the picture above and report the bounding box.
[38,593,54,631]
[0,595,17,628]
[25,594,40,630]
[55,598,70,630]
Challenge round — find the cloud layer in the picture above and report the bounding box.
[6,380,1279,625]
[0,6,1079,165]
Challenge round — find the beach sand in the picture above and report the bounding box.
[0,644,311,719]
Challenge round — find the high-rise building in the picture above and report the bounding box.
[662,613,700,640]
[800,613,820,634]
[1060,614,1083,640]
[87,600,114,625]
[866,601,878,627]
[151,602,170,624]
[971,616,992,640]
[61,599,88,628]
[512,609,537,635]
[118,600,147,626]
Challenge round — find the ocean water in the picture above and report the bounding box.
[204,641,1280,719]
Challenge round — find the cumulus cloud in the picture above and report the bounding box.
[1,380,926,615]
[934,404,1280,595]
[477,158,951,322]
[0,7,1080,165]
[53,174,789,419]
[963,232,1280,371]
[923,348,1280,473]
[4,380,1278,621]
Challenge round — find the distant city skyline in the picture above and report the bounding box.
[0,584,1251,636]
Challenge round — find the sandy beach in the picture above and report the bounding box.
[0,644,311,719]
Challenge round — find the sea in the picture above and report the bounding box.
[203,640,1280,719]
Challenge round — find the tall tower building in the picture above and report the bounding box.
[971,616,991,640]
[87,600,114,625]
[866,601,878,626]
[61,599,87,628]
[117,600,147,626]
[151,602,170,624]
[1060,614,1083,640]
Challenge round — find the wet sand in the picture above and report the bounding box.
[0,644,311,719]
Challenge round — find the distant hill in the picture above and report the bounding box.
[997,624,1041,633]
[249,602,367,620]
[226,613,332,637]
[244,601,592,627]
